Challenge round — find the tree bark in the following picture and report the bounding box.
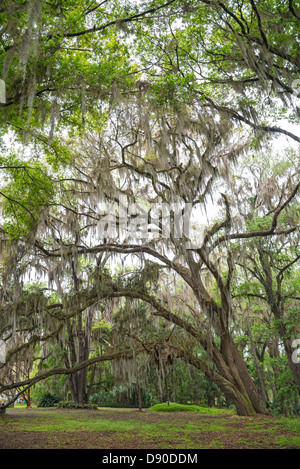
[247,321,268,403]
[136,377,142,412]
[65,308,94,404]
[175,343,263,416]
[217,335,260,415]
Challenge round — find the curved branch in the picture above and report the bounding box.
[210,182,300,250]
[204,97,300,143]
[47,0,178,40]
[0,346,144,409]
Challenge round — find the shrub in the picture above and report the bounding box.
[89,385,159,408]
[56,401,98,410]
[150,403,233,414]
[150,403,207,412]
[89,390,109,406]
[38,392,62,408]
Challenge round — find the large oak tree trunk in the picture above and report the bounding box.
[211,330,268,416]
[247,322,268,403]
[65,261,95,405]
[186,254,268,415]
[66,309,94,405]
[182,337,268,416]
[222,331,269,415]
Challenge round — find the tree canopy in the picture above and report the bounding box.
[0,0,299,417]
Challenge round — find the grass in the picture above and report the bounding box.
[0,406,300,449]
[4,409,143,433]
[280,417,300,433]
[276,417,300,447]
[149,402,233,414]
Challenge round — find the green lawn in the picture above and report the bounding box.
[0,406,299,449]
[150,402,235,414]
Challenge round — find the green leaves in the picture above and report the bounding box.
[0,0,135,147]
[0,152,54,238]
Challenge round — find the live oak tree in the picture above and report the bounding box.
[133,0,300,142]
[1,98,297,415]
[0,1,299,415]
[228,151,300,393]
[1,0,299,233]
[0,145,298,415]
[1,0,299,144]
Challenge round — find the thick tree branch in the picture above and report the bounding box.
[211,182,300,249]
[47,0,178,40]
[0,347,144,408]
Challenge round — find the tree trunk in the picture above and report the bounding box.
[268,336,280,401]
[187,254,269,416]
[202,327,269,416]
[247,322,268,403]
[26,388,31,408]
[65,308,94,405]
[26,368,31,408]
[183,343,264,416]
[136,378,142,412]
[258,250,300,394]
[220,330,269,415]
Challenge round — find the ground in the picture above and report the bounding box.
[0,407,299,449]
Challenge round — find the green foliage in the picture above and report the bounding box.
[0,152,55,238]
[266,358,299,417]
[150,403,232,414]
[38,392,62,408]
[281,417,300,434]
[150,403,205,412]
[0,0,135,137]
[169,360,224,407]
[89,385,159,408]
[56,401,98,410]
